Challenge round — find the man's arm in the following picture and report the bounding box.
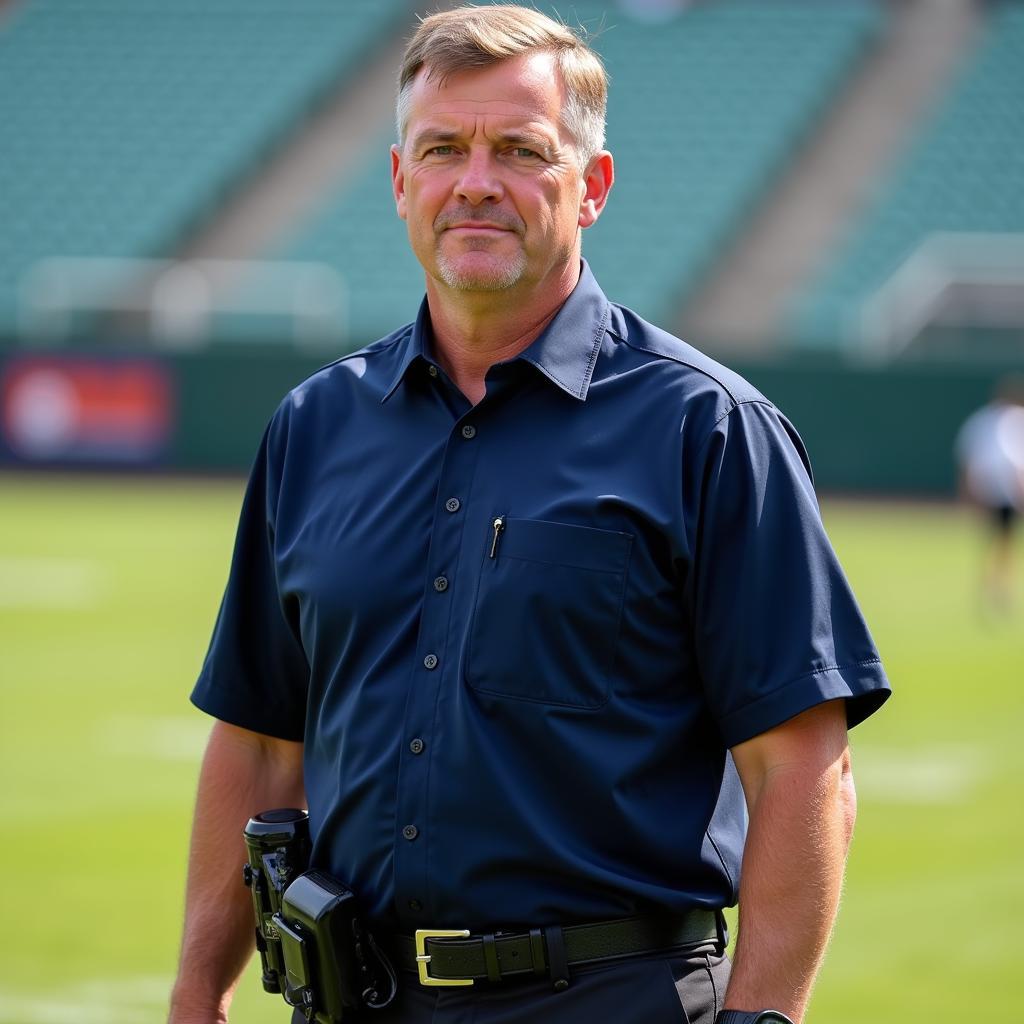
[723,699,856,1023]
[169,721,305,1024]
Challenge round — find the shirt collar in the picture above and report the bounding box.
[382,259,610,403]
[381,298,433,403]
[515,259,609,401]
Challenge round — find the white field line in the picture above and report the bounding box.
[96,715,210,762]
[0,557,108,610]
[0,976,171,1024]
[852,744,992,803]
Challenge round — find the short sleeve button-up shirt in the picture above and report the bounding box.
[192,261,889,932]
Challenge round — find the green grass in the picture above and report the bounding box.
[0,475,1021,1022]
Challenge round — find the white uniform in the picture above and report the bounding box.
[955,401,1024,511]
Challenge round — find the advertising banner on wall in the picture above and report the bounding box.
[0,354,175,466]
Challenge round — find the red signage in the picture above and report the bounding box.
[1,355,174,464]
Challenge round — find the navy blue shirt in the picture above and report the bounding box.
[192,261,889,932]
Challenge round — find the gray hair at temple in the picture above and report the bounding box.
[395,4,608,167]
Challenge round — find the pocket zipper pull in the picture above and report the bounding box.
[489,516,506,559]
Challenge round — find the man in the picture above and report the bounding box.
[955,376,1024,610]
[169,6,890,1024]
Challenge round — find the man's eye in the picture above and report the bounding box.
[512,147,540,159]
[426,145,455,156]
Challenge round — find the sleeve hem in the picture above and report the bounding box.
[717,659,891,748]
[190,679,305,743]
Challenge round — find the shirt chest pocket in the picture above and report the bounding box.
[465,518,633,710]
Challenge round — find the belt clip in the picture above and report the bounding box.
[544,925,570,992]
[715,910,730,949]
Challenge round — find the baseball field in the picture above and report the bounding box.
[0,472,1020,1023]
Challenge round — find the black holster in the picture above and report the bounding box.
[275,871,397,1023]
[243,810,396,1023]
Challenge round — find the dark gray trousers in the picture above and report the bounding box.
[292,947,730,1024]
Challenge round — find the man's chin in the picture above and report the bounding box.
[435,254,527,292]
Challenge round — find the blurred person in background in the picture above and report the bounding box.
[955,375,1024,610]
[169,6,889,1024]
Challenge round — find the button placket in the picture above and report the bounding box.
[392,413,482,922]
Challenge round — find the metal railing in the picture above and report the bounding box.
[855,232,1024,359]
[17,257,348,349]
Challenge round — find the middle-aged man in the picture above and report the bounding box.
[170,7,890,1024]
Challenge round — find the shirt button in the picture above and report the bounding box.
[428,365,438,378]
[433,575,449,593]
[445,497,461,513]
[461,424,476,439]
[423,654,438,670]
[409,738,425,755]
[402,824,419,841]
[408,899,423,912]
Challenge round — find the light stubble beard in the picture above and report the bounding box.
[432,207,528,292]
[435,245,528,292]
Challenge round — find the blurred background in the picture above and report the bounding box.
[0,0,1021,1021]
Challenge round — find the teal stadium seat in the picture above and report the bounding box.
[225,0,880,348]
[0,0,412,336]
[791,3,1024,350]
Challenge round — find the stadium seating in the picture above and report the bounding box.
[0,0,411,335]
[791,2,1024,349]
[235,0,881,346]
[586,0,881,328]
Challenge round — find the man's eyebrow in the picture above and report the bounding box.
[495,132,556,154]
[409,128,461,150]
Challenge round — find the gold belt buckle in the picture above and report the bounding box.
[414,928,474,986]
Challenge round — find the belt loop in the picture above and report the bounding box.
[529,928,546,976]
[543,926,570,992]
[481,933,501,983]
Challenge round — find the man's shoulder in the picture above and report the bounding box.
[605,302,769,410]
[281,322,414,412]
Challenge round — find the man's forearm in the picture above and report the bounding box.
[724,750,856,1022]
[723,700,856,1023]
[169,722,305,1024]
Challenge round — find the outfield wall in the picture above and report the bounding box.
[2,341,1021,495]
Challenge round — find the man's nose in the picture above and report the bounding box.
[454,150,503,205]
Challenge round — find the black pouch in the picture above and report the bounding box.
[274,871,397,1023]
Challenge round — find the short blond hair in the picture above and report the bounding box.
[396,4,608,165]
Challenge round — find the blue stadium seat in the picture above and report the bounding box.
[0,0,411,335]
[790,4,1024,349]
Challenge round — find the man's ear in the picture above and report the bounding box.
[578,151,614,229]
[391,144,407,221]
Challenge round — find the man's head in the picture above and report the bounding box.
[391,5,613,299]
[396,5,608,168]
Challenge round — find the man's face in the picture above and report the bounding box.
[392,51,604,296]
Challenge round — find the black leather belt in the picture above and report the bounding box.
[394,911,725,989]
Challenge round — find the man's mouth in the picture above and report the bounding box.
[445,223,512,232]
[436,209,522,235]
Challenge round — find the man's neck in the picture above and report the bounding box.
[425,262,581,405]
